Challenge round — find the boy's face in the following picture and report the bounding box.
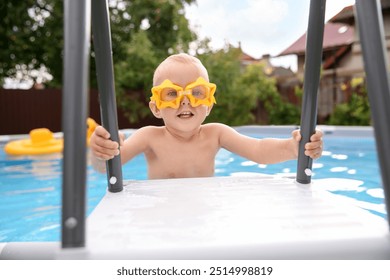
[150,64,214,133]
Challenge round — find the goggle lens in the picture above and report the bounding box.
[190,85,208,100]
[161,88,179,101]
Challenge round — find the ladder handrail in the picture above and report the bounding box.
[61,0,91,248]
[356,0,390,227]
[91,0,123,193]
[296,0,326,184]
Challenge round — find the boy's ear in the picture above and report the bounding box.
[206,104,213,116]
[149,101,162,119]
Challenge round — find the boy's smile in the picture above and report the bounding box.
[177,110,194,119]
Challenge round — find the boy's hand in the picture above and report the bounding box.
[90,126,124,160]
[292,129,323,159]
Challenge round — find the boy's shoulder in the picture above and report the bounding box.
[202,122,231,131]
[136,125,165,135]
[128,126,165,140]
[200,123,235,139]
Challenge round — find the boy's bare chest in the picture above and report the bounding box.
[146,137,219,178]
[155,139,218,162]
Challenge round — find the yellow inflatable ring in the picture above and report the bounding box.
[4,118,98,155]
[4,128,63,155]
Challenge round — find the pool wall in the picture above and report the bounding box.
[233,125,374,138]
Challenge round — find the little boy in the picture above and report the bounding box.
[90,53,323,179]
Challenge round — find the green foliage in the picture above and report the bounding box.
[1,0,196,88]
[240,63,300,125]
[294,85,303,100]
[0,0,63,86]
[198,46,300,125]
[198,47,250,125]
[108,0,196,66]
[328,88,371,125]
[327,78,371,125]
[114,30,158,123]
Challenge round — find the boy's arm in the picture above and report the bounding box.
[119,126,153,164]
[217,124,322,164]
[90,126,150,173]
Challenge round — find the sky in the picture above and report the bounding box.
[185,0,356,71]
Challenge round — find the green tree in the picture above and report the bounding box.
[199,45,300,125]
[239,63,300,125]
[114,30,159,123]
[198,46,247,125]
[0,0,63,87]
[328,79,371,125]
[1,0,196,88]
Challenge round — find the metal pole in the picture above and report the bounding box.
[91,0,123,193]
[355,0,390,226]
[61,0,91,248]
[296,0,326,184]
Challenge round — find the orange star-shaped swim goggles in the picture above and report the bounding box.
[151,77,217,109]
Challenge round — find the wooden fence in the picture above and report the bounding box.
[0,88,161,135]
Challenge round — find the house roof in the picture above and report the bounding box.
[278,22,354,56]
[328,5,354,25]
[279,1,390,57]
[240,52,257,62]
[329,1,390,25]
[271,66,295,78]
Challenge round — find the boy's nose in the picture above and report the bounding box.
[181,95,190,106]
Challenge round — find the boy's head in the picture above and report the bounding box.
[149,53,216,129]
[153,53,210,87]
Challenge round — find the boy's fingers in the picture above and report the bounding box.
[293,129,323,159]
[305,140,323,160]
[95,126,111,139]
[305,141,322,150]
[90,126,121,161]
[91,143,118,158]
[305,149,322,158]
[295,130,323,142]
[310,130,323,141]
[94,136,119,149]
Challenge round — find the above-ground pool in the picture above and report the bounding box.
[0,125,386,242]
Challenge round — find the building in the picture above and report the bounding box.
[238,48,299,108]
[278,0,390,122]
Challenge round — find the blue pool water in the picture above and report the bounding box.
[0,128,387,242]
